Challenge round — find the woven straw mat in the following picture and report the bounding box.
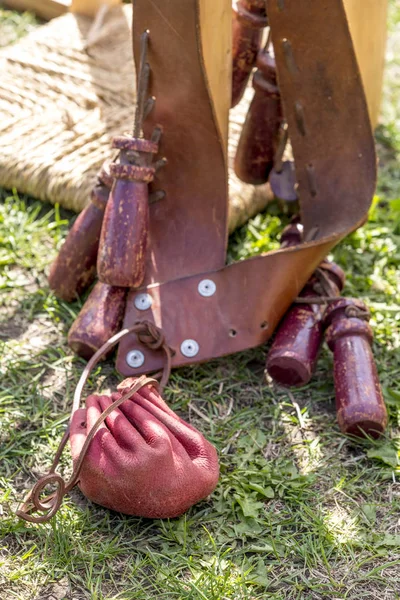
[0,5,272,233]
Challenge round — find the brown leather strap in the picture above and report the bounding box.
[132,0,229,287]
[129,0,375,290]
[267,0,376,240]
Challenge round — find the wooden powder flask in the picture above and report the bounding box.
[97,32,165,288]
[231,0,268,107]
[96,135,158,288]
[266,222,345,388]
[324,298,388,438]
[68,282,127,360]
[48,161,113,302]
[234,42,283,185]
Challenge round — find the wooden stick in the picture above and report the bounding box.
[3,0,70,20]
[344,0,388,128]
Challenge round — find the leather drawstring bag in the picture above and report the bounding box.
[70,379,219,518]
[17,323,219,523]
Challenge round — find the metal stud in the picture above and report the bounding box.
[180,339,200,358]
[134,293,153,311]
[198,279,216,297]
[126,350,145,368]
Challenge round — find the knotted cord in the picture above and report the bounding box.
[293,263,340,306]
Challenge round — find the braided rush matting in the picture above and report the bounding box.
[0,5,271,232]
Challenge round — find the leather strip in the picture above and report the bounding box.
[131,0,229,287]
[117,239,333,374]
[267,0,376,240]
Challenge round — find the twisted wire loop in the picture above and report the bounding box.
[16,321,172,524]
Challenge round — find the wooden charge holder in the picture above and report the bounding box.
[110,0,377,377]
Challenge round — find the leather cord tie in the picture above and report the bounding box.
[293,265,340,306]
[344,305,370,321]
[16,321,172,524]
[135,320,173,390]
[292,269,370,319]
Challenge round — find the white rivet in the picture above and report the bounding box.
[198,279,216,297]
[126,350,145,368]
[134,293,153,311]
[180,339,199,358]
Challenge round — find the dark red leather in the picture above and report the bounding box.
[132,0,229,287]
[70,379,219,518]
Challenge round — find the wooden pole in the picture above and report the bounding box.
[70,0,120,18]
[3,0,387,128]
[199,0,232,150]
[3,0,70,20]
[344,0,388,128]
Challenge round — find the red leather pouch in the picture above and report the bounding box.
[70,378,219,519]
[17,325,219,523]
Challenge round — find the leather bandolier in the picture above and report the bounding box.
[117,0,375,374]
[49,0,381,431]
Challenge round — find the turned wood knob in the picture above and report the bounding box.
[267,265,345,388]
[267,222,345,388]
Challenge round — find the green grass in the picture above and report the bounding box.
[0,8,38,48]
[1,5,400,600]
